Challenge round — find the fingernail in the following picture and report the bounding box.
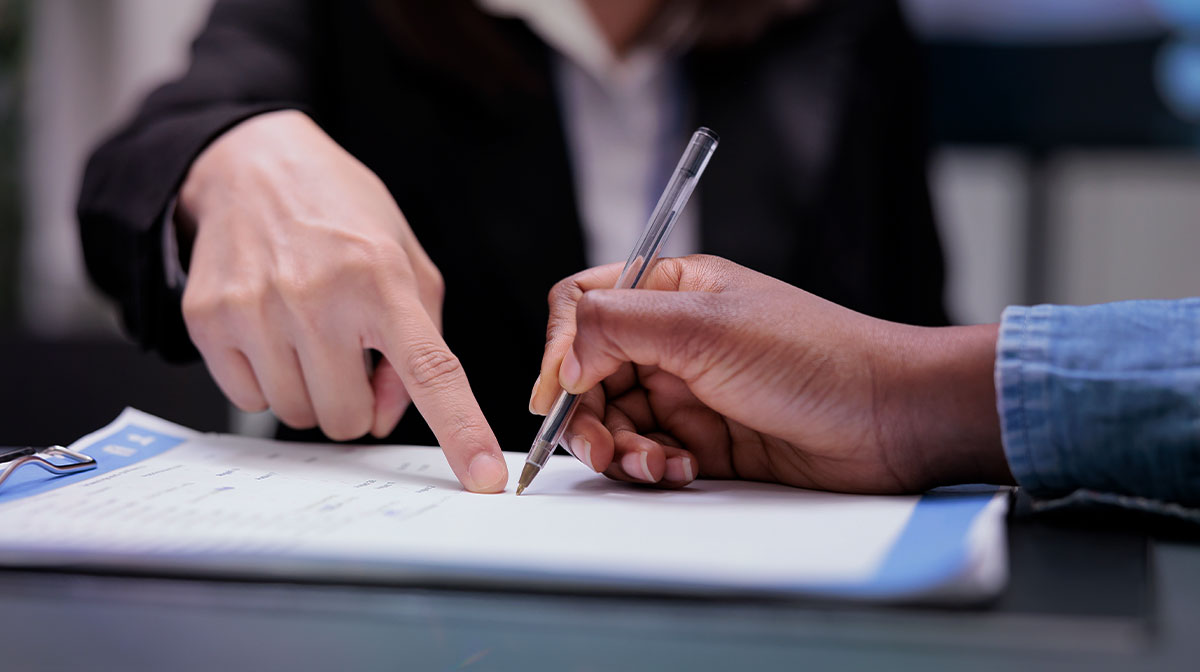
[528,374,541,414]
[467,453,507,492]
[569,435,594,471]
[665,456,694,482]
[621,450,655,482]
[560,349,582,392]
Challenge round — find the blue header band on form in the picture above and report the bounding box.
[0,424,186,505]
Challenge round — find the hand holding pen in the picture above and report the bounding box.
[531,252,1014,495]
[517,128,718,494]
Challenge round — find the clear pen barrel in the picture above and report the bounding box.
[523,127,718,480]
[526,390,579,466]
[614,127,719,291]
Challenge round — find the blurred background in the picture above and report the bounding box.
[1,0,1198,445]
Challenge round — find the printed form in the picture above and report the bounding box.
[0,409,1008,601]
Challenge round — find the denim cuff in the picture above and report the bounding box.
[996,299,1200,508]
[996,304,1065,498]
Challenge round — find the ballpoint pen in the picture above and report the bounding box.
[516,127,719,495]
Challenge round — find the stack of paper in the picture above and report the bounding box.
[0,409,1008,602]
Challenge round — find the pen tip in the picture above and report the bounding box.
[515,462,538,496]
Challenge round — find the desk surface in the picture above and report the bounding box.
[0,500,1196,671]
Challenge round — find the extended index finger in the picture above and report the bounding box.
[372,300,507,493]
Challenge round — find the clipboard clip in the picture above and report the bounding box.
[0,446,98,492]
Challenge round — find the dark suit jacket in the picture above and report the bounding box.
[78,0,947,450]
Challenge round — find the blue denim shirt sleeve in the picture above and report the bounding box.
[996,299,1200,510]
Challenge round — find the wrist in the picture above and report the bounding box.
[879,323,1013,490]
[178,109,315,225]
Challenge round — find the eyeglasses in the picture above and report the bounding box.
[0,446,97,493]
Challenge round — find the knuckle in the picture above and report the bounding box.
[180,288,208,322]
[417,267,445,315]
[181,287,222,325]
[544,279,585,346]
[651,256,686,288]
[573,291,603,332]
[321,411,371,442]
[430,278,445,307]
[574,290,616,330]
[422,262,445,301]
[186,281,265,315]
[547,276,583,310]
[335,241,382,280]
[272,402,317,430]
[572,292,621,356]
[366,239,410,273]
[679,254,731,292]
[403,341,465,390]
[671,293,732,374]
[274,239,400,307]
[345,234,419,289]
[183,284,264,344]
[440,412,488,450]
[230,392,268,414]
[220,282,269,315]
[544,321,570,349]
[544,311,575,348]
[368,246,417,296]
[271,265,314,306]
[181,299,216,344]
[574,289,729,376]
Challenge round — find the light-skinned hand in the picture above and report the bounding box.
[530,255,1013,493]
[178,110,506,492]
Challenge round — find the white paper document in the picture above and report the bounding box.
[0,409,1008,601]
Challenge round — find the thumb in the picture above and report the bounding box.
[558,289,722,395]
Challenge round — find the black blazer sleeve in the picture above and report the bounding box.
[77,0,319,362]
